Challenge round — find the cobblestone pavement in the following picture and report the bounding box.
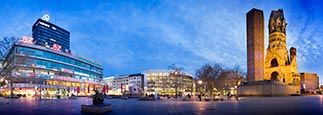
[0,95,323,115]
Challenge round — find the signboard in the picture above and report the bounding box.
[90,75,96,78]
[39,21,50,27]
[61,68,73,74]
[19,36,34,44]
[31,64,46,69]
[74,71,90,77]
[51,44,62,52]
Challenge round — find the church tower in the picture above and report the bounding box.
[266,9,288,66]
[264,9,300,86]
[246,8,264,82]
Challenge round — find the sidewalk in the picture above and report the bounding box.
[0,96,322,115]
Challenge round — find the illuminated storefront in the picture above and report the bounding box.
[0,36,103,98]
[103,70,194,96]
[144,70,193,96]
[103,74,144,95]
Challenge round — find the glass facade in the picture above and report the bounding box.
[144,70,193,96]
[1,42,103,98]
[32,19,70,52]
[103,70,194,96]
[14,45,102,77]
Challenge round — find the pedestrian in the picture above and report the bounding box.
[198,94,201,101]
[227,92,231,100]
[235,94,239,101]
[154,93,157,100]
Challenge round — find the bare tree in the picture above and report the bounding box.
[0,36,19,96]
[195,63,223,97]
[0,36,19,58]
[215,65,246,93]
[168,64,183,71]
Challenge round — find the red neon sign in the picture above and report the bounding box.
[51,44,61,52]
[19,36,34,44]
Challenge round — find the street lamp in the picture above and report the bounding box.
[198,80,202,94]
[198,80,202,85]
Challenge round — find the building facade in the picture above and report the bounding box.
[103,70,194,96]
[32,18,70,53]
[0,37,103,98]
[103,74,144,95]
[143,70,193,96]
[300,73,319,93]
[247,8,264,82]
[264,9,300,87]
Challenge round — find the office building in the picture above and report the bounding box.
[103,70,194,96]
[32,18,70,53]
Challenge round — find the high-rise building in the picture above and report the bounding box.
[32,18,70,53]
[246,8,264,82]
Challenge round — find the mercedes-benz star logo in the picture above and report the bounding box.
[42,14,50,22]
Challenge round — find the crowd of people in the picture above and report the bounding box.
[197,92,239,101]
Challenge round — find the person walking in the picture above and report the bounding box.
[235,94,239,101]
[227,92,231,100]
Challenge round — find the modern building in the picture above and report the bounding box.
[32,18,70,53]
[247,8,264,82]
[0,38,103,98]
[144,70,193,96]
[300,73,319,94]
[103,70,194,96]
[103,73,144,95]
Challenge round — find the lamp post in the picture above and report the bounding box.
[198,80,203,94]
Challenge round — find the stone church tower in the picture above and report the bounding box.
[264,9,300,86]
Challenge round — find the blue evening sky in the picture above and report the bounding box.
[0,0,322,83]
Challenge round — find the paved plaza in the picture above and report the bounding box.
[0,95,323,115]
